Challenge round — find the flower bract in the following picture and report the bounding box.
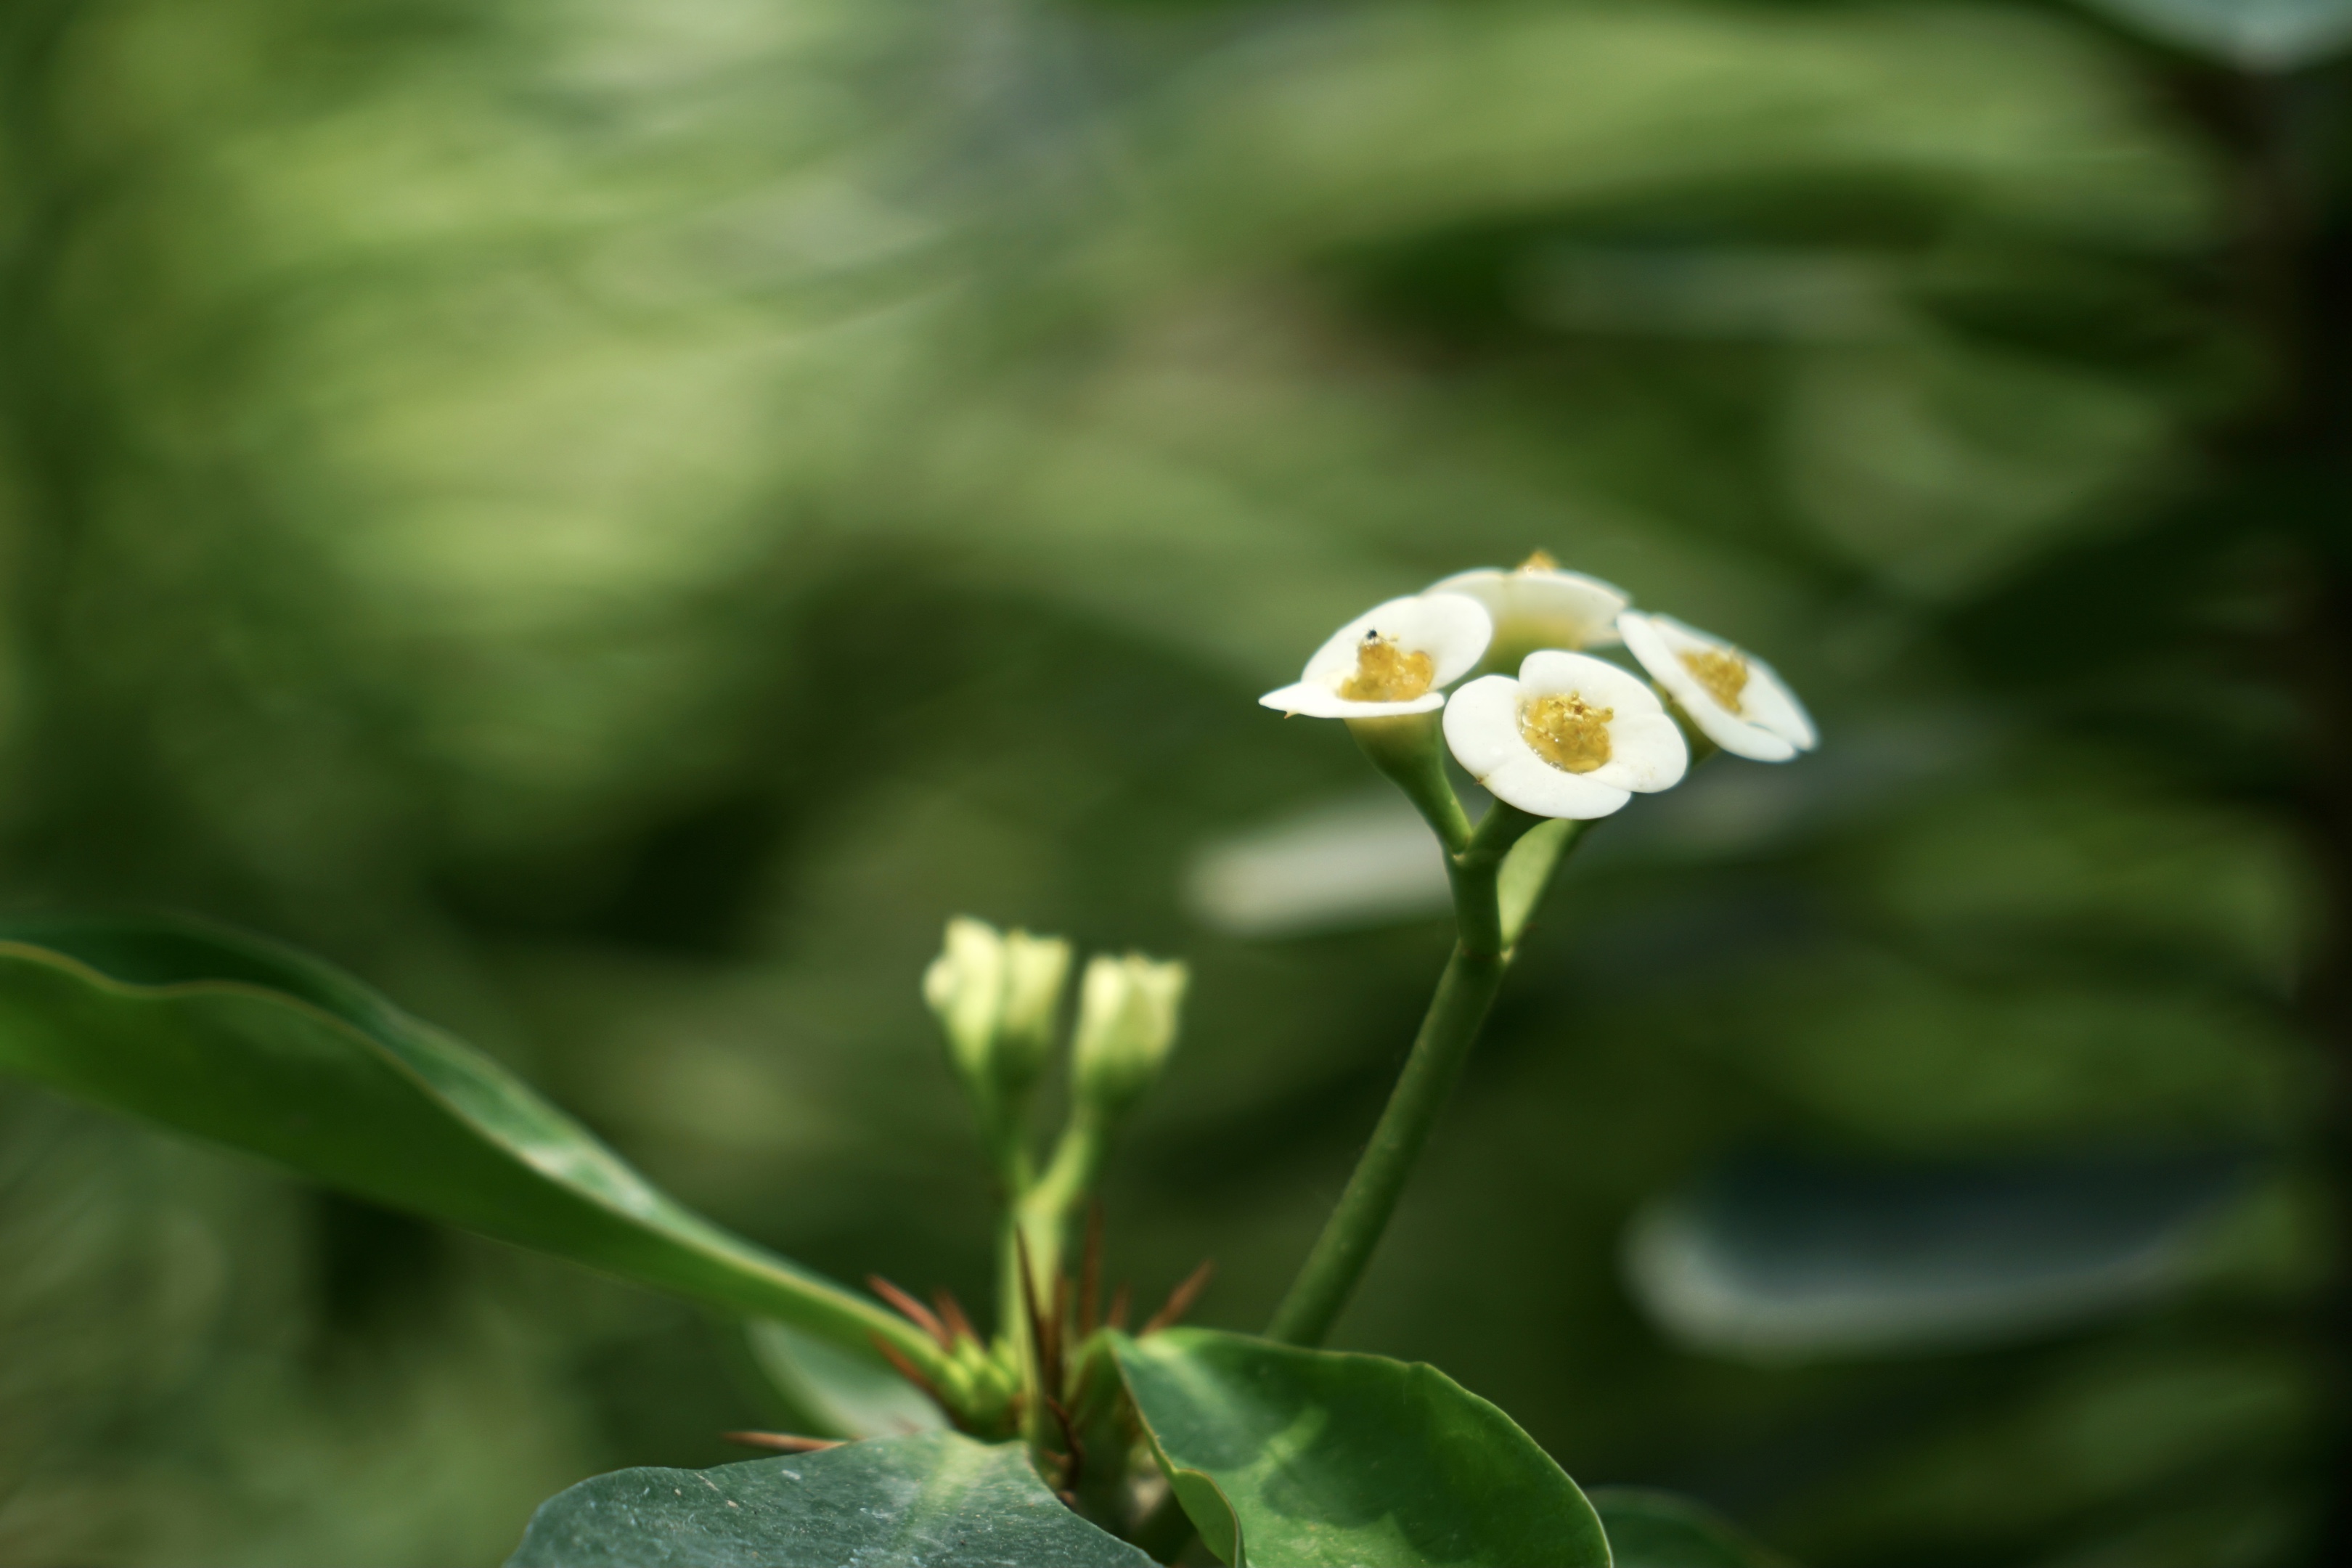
[1617,611,1817,761]
[1259,593,1493,719]
[1442,650,1689,819]
[1429,552,1630,656]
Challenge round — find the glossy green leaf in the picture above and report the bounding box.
[507,1431,1153,1568]
[1590,1489,1793,1567]
[0,918,935,1371]
[1113,1328,1608,1567]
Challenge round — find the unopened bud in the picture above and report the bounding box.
[923,916,1074,1108]
[995,928,1073,1095]
[1071,953,1189,1118]
[923,917,1008,1086]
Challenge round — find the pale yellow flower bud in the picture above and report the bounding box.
[995,928,1073,1094]
[1071,953,1189,1118]
[923,917,1008,1086]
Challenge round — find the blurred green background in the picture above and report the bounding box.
[1,0,2344,1562]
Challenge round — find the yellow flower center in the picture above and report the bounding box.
[1339,633,1435,702]
[1520,692,1614,773]
[1678,648,1750,712]
[1518,549,1559,573]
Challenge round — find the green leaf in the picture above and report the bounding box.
[745,1318,950,1440]
[1112,1328,1609,1567]
[0,917,938,1374]
[1590,1488,1794,1568]
[507,1431,1154,1567]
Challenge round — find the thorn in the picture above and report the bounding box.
[1045,1393,1084,1490]
[870,1334,961,1430]
[934,1288,977,1348]
[868,1274,952,1352]
[1107,1282,1132,1333]
[1079,1202,1104,1336]
[1050,1273,1074,1390]
[1013,1230,1053,1378]
[723,1430,842,1453]
[1142,1259,1216,1336]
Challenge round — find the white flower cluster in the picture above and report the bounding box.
[1259,555,1816,820]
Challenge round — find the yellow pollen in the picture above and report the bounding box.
[1518,549,1559,573]
[1679,648,1750,712]
[1520,692,1614,774]
[1339,633,1435,702]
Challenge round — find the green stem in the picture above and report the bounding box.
[1267,935,1507,1346]
[1266,803,1588,1348]
[995,1105,1113,1363]
[1349,714,1470,852]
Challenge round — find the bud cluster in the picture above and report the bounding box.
[923,917,1188,1180]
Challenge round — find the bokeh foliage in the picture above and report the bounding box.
[0,0,2334,1564]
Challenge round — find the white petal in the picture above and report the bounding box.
[1442,672,1634,820]
[1259,682,1446,719]
[1483,753,1632,820]
[1619,611,1803,761]
[1426,568,1506,618]
[1587,710,1689,793]
[1516,650,1665,714]
[1710,716,1800,762]
[1439,675,1525,778]
[1733,651,1818,752]
[1413,592,1498,685]
[1298,593,1493,690]
[1432,567,1630,651]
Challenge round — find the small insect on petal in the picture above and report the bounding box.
[1259,593,1493,718]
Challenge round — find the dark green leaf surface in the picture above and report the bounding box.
[1114,1328,1608,1567]
[0,918,927,1365]
[1591,1488,1792,1567]
[507,1431,1153,1567]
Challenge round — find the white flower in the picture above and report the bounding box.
[1429,552,1630,654]
[1259,593,1493,718]
[1617,612,1817,762]
[1443,651,1689,820]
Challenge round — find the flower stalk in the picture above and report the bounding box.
[1257,568,1813,1352]
[1267,790,1583,1347]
